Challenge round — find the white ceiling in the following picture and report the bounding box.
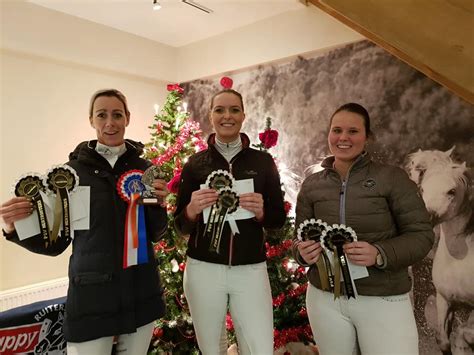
[29,0,306,47]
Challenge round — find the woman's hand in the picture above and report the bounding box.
[185,189,218,221]
[343,241,378,266]
[239,192,264,221]
[151,178,169,206]
[0,197,33,234]
[297,240,323,265]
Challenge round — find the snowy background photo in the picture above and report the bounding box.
[182,40,474,354]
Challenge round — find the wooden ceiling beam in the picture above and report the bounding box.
[309,0,474,104]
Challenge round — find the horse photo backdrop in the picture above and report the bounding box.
[182,40,473,354]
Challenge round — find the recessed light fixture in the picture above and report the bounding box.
[153,0,162,11]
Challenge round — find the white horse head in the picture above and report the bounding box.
[406,146,455,185]
[421,161,470,223]
[424,161,474,354]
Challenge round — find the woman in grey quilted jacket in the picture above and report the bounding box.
[294,103,434,355]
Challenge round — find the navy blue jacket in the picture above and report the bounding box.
[7,140,167,342]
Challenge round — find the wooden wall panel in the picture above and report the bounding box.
[309,0,474,103]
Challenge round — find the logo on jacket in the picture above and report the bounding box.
[244,170,258,176]
[363,178,376,189]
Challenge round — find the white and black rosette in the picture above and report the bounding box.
[297,218,334,291]
[44,165,79,243]
[205,170,238,254]
[13,173,51,247]
[208,187,239,253]
[321,224,357,299]
[297,218,328,242]
[205,169,235,190]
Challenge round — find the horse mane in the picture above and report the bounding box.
[405,146,455,170]
[423,161,470,188]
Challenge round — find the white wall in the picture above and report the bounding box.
[0,49,167,290]
[1,1,176,82]
[176,6,362,81]
[0,1,362,291]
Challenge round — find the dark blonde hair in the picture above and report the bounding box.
[89,89,130,118]
[209,89,244,112]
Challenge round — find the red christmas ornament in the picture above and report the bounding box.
[153,327,164,338]
[284,201,292,215]
[220,76,233,89]
[282,239,293,250]
[272,293,286,307]
[179,262,186,272]
[297,266,306,274]
[299,307,308,318]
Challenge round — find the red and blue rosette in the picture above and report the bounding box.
[117,170,148,268]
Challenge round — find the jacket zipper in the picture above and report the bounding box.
[214,146,244,267]
[337,154,365,224]
[339,180,347,224]
[228,160,235,266]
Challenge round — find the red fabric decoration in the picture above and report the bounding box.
[220,76,233,89]
[226,313,234,331]
[167,171,182,194]
[258,129,279,148]
[166,83,184,93]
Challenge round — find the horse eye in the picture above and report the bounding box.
[447,189,456,196]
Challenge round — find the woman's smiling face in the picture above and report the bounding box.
[328,110,368,163]
[89,95,129,146]
[209,92,245,143]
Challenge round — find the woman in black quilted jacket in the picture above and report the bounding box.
[174,87,286,354]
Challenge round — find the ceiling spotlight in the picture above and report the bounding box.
[153,0,162,11]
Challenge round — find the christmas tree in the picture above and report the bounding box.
[145,84,315,354]
[144,83,206,354]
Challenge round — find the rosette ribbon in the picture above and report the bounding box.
[14,174,51,247]
[208,187,239,253]
[321,224,357,299]
[44,165,79,243]
[297,219,333,291]
[117,170,148,268]
[204,170,239,254]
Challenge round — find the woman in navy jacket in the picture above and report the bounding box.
[1,89,168,354]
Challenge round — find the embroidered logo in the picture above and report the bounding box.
[363,178,376,189]
[244,170,258,176]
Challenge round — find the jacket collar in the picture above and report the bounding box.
[321,151,371,173]
[69,139,143,165]
[207,133,250,149]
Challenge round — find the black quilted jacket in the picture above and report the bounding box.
[174,133,286,266]
[7,139,167,342]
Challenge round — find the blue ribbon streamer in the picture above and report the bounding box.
[137,205,148,264]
